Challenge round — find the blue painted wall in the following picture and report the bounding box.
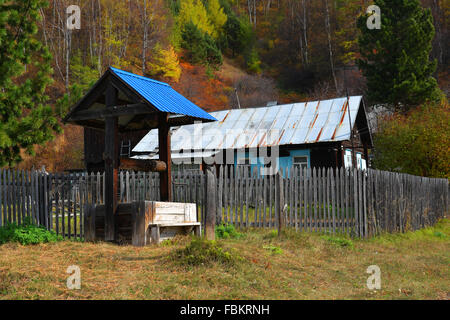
[234,149,310,177]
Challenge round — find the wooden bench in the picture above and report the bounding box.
[85,201,201,246]
[146,201,201,244]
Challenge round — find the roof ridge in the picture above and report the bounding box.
[110,67,171,87]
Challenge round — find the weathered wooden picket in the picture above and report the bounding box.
[0,166,448,239]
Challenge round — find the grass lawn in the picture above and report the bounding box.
[0,219,449,300]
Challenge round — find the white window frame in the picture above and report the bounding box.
[293,156,308,171]
[344,149,353,168]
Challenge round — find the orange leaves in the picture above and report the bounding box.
[170,62,230,112]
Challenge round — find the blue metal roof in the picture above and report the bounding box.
[110,67,217,121]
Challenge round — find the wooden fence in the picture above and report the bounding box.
[0,166,448,239]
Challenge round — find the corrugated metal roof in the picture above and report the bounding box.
[133,96,363,153]
[133,150,219,160]
[111,67,216,121]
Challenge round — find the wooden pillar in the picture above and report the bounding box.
[277,169,285,236]
[104,83,119,241]
[205,166,216,240]
[158,113,172,201]
[84,204,96,241]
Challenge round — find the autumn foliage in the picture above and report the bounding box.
[373,99,450,178]
[1,0,447,173]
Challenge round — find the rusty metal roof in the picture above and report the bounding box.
[133,96,363,153]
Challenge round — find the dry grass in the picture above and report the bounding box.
[0,220,449,300]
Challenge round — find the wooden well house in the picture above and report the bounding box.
[64,67,216,245]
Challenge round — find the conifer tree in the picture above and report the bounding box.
[0,0,60,166]
[357,0,441,112]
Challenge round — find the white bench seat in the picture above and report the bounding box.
[146,202,201,244]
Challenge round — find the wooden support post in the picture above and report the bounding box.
[205,166,216,240]
[132,201,148,246]
[158,113,172,202]
[104,83,119,241]
[277,169,285,236]
[84,204,96,241]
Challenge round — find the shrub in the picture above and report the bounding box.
[215,224,244,239]
[322,235,354,248]
[263,244,283,255]
[172,238,243,266]
[263,229,278,240]
[373,99,449,178]
[433,231,446,239]
[0,218,62,245]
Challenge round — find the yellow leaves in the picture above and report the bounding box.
[177,0,227,39]
[179,0,214,37]
[207,0,227,38]
[100,0,131,68]
[148,45,181,82]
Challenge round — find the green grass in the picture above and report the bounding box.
[0,218,62,245]
[0,219,448,299]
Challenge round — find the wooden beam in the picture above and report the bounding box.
[63,71,110,122]
[67,103,153,121]
[104,83,119,241]
[119,158,167,172]
[158,113,172,202]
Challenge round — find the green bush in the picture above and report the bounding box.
[263,244,283,255]
[373,100,449,178]
[215,224,244,239]
[322,235,354,248]
[433,231,446,239]
[0,218,62,245]
[263,229,278,240]
[172,238,243,266]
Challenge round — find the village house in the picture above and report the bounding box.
[130,96,373,175]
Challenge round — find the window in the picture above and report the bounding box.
[293,156,308,170]
[356,153,366,170]
[344,149,353,168]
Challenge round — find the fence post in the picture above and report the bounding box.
[277,169,285,236]
[84,203,96,241]
[205,166,216,240]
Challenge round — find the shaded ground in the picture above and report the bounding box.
[0,220,449,300]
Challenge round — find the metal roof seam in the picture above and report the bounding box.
[111,67,170,87]
[132,96,364,154]
[111,68,216,121]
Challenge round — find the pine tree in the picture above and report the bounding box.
[0,0,60,166]
[357,0,441,112]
